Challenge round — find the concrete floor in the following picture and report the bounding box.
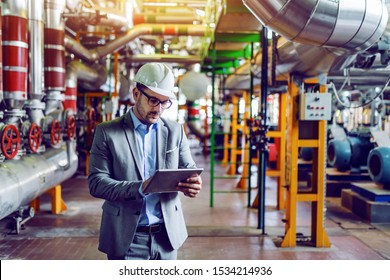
[1,147,390,260]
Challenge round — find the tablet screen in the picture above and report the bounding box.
[143,168,204,193]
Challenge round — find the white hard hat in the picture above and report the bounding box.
[134,62,176,99]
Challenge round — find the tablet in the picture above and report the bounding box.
[143,168,204,194]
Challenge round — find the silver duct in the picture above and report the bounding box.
[64,36,94,62]
[65,60,107,91]
[226,0,389,89]
[0,141,78,220]
[242,0,388,51]
[90,23,207,62]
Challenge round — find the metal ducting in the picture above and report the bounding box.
[91,23,207,62]
[242,0,388,51]
[226,0,389,90]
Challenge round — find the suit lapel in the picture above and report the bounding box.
[157,119,167,171]
[122,112,144,179]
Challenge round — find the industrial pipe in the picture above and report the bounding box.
[90,23,207,61]
[242,0,388,51]
[44,0,66,94]
[0,141,78,220]
[227,0,389,90]
[2,0,28,111]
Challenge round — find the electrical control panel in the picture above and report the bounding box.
[299,92,332,121]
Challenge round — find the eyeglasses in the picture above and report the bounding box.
[138,88,173,109]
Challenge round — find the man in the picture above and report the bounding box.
[88,62,202,260]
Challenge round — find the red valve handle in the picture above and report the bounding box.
[1,124,21,159]
[28,123,42,153]
[66,115,76,140]
[50,120,61,145]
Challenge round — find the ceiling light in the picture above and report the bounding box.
[143,2,178,7]
[195,9,205,17]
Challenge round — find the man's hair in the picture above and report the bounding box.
[136,83,147,91]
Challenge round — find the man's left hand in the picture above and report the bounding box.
[177,174,202,198]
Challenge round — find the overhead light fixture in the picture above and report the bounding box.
[143,2,178,7]
[195,9,205,17]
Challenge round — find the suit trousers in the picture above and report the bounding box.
[107,225,177,260]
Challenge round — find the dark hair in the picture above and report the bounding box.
[136,83,147,91]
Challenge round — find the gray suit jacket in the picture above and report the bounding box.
[88,111,196,256]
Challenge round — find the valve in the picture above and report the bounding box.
[1,124,21,159]
[50,120,62,145]
[66,115,76,140]
[28,123,42,153]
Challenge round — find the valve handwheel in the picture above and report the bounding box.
[50,120,62,145]
[66,115,76,140]
[1,124,21,159]
[28,123,42,153]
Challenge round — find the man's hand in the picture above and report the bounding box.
[177,174,202,198]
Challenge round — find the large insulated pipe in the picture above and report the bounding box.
[44,0,66,95]
[367,146,390,187]
[64,24,206,63]
[242,0,388,52]
[227,0,389,90]
[90,23,207,62]
[65,60,108,112]
[0,141,78,220]
[2,0,28,111]
[133,13,196,24]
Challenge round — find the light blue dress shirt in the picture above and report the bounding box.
[129,109,163,226]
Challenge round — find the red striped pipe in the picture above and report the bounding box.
[44,28,65,92]
[2,15,28,102]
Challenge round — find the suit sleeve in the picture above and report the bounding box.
[88,124,143,202]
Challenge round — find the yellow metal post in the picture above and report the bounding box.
[47,185,68,214]
[281,76,330,247]
[281,77,299,247]
[275,92,287,210]
[29,184,67,215]
[238,91,251,189]
[227,95,241,175]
